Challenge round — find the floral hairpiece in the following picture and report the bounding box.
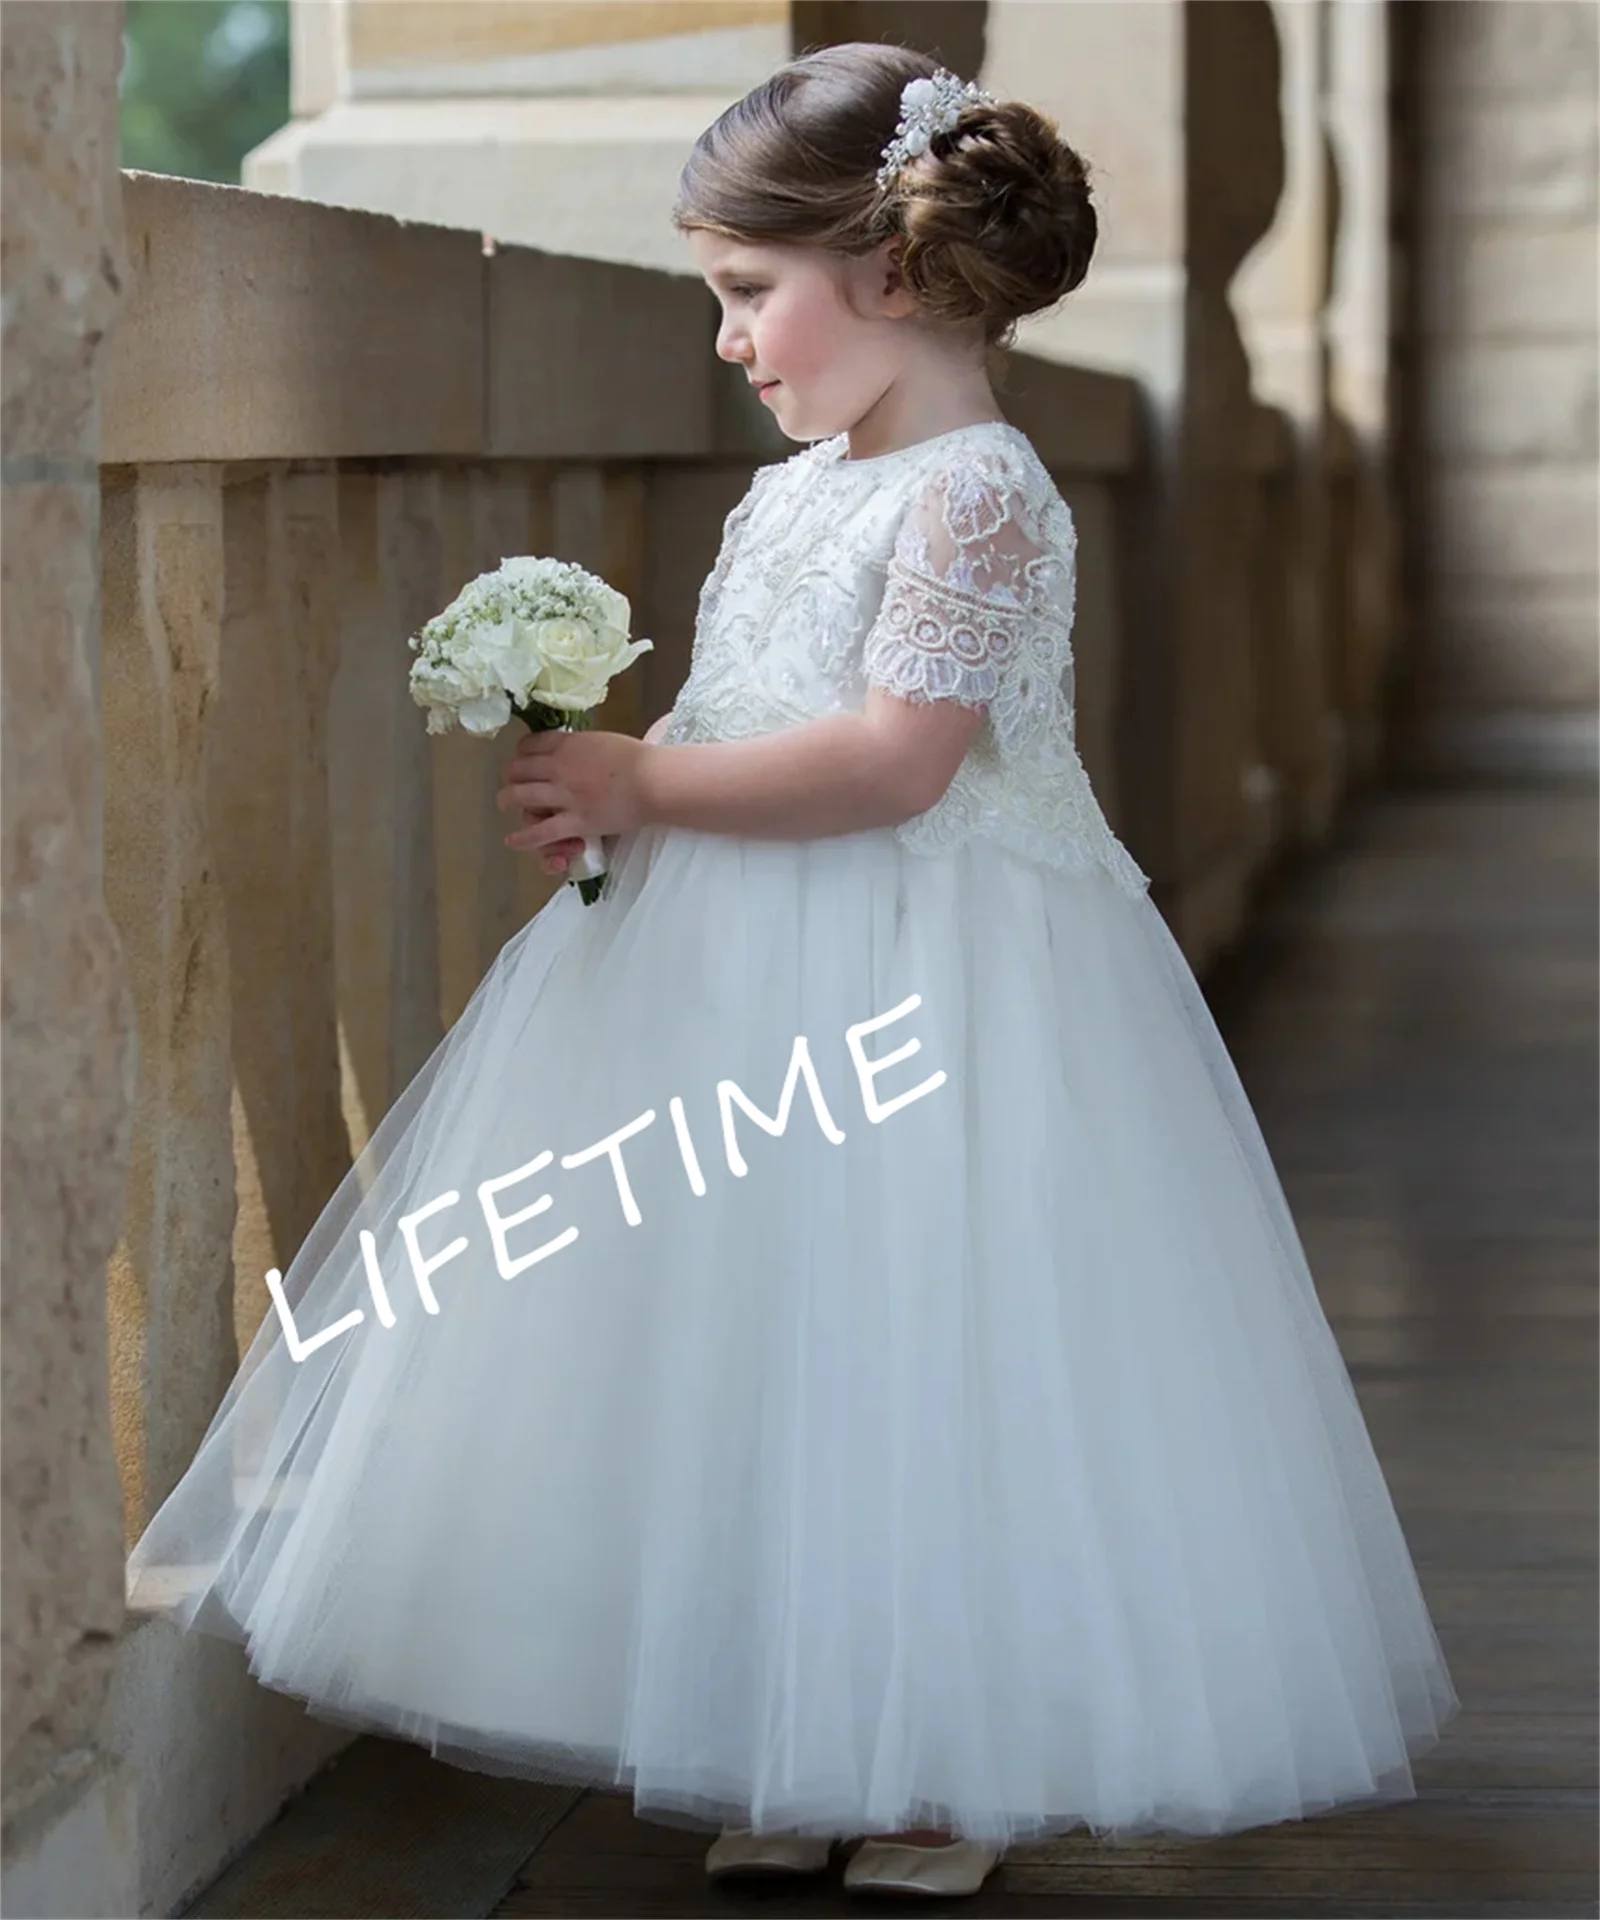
[875,69,998,192]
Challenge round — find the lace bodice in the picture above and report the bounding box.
[662,420,1148,895]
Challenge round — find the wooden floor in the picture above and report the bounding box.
[188,784,1599,1920]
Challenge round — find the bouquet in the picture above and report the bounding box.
[408,556,653,904]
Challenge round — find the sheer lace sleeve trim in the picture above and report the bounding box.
[862,458,1069,760]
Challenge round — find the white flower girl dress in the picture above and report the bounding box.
[127,419,1458,1846]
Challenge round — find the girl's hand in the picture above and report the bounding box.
[497,727,650,856]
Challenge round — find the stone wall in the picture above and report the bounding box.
[0,4,141,1915]
[1404,0,1599,775]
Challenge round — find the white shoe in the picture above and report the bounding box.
[705,1827,834,1878]
[843,1837,1002,1898]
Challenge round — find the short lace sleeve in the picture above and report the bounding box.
[861,459,1068,759]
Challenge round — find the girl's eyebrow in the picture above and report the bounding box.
[705,262,765,286]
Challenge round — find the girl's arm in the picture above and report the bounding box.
[501,692,984,855]
[636,689,984,840]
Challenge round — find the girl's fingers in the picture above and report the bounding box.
[505,811,582,852]
[497,777,563,815]
[527,821,586,852]
[506,801,594,850]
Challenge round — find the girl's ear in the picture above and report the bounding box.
[877,238,918,316]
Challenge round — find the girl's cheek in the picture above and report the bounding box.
[760,310,798,371]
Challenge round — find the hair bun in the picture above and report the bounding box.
[894,98,1098,347]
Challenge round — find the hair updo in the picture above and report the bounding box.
[671,41,1097,354]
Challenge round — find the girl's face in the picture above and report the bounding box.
[687,230,911,445]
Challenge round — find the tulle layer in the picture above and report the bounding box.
[126,820,1458,1846]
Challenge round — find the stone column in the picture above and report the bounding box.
[215,465,352,1355]
[100,465,239,1531]
[983,0,1287,965]
[1232,0,1342,844]
[791,1,987,78]
[244,1,791,274]
[1402,0,1598,776]
[1322,0,1396,786]
[328,467,447,1154]
[0,4,141,1914]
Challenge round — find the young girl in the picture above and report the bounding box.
[129,43,1458,1901]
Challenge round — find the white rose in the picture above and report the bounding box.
[523,617,653,714]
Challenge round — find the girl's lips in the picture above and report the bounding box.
[757,381,780,398]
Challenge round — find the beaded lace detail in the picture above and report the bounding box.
[663,422,1148,895]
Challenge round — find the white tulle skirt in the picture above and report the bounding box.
[126,819,1458,1846]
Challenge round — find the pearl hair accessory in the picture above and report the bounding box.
[876,69,997,192]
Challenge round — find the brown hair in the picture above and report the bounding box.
[671,41,1097,360]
